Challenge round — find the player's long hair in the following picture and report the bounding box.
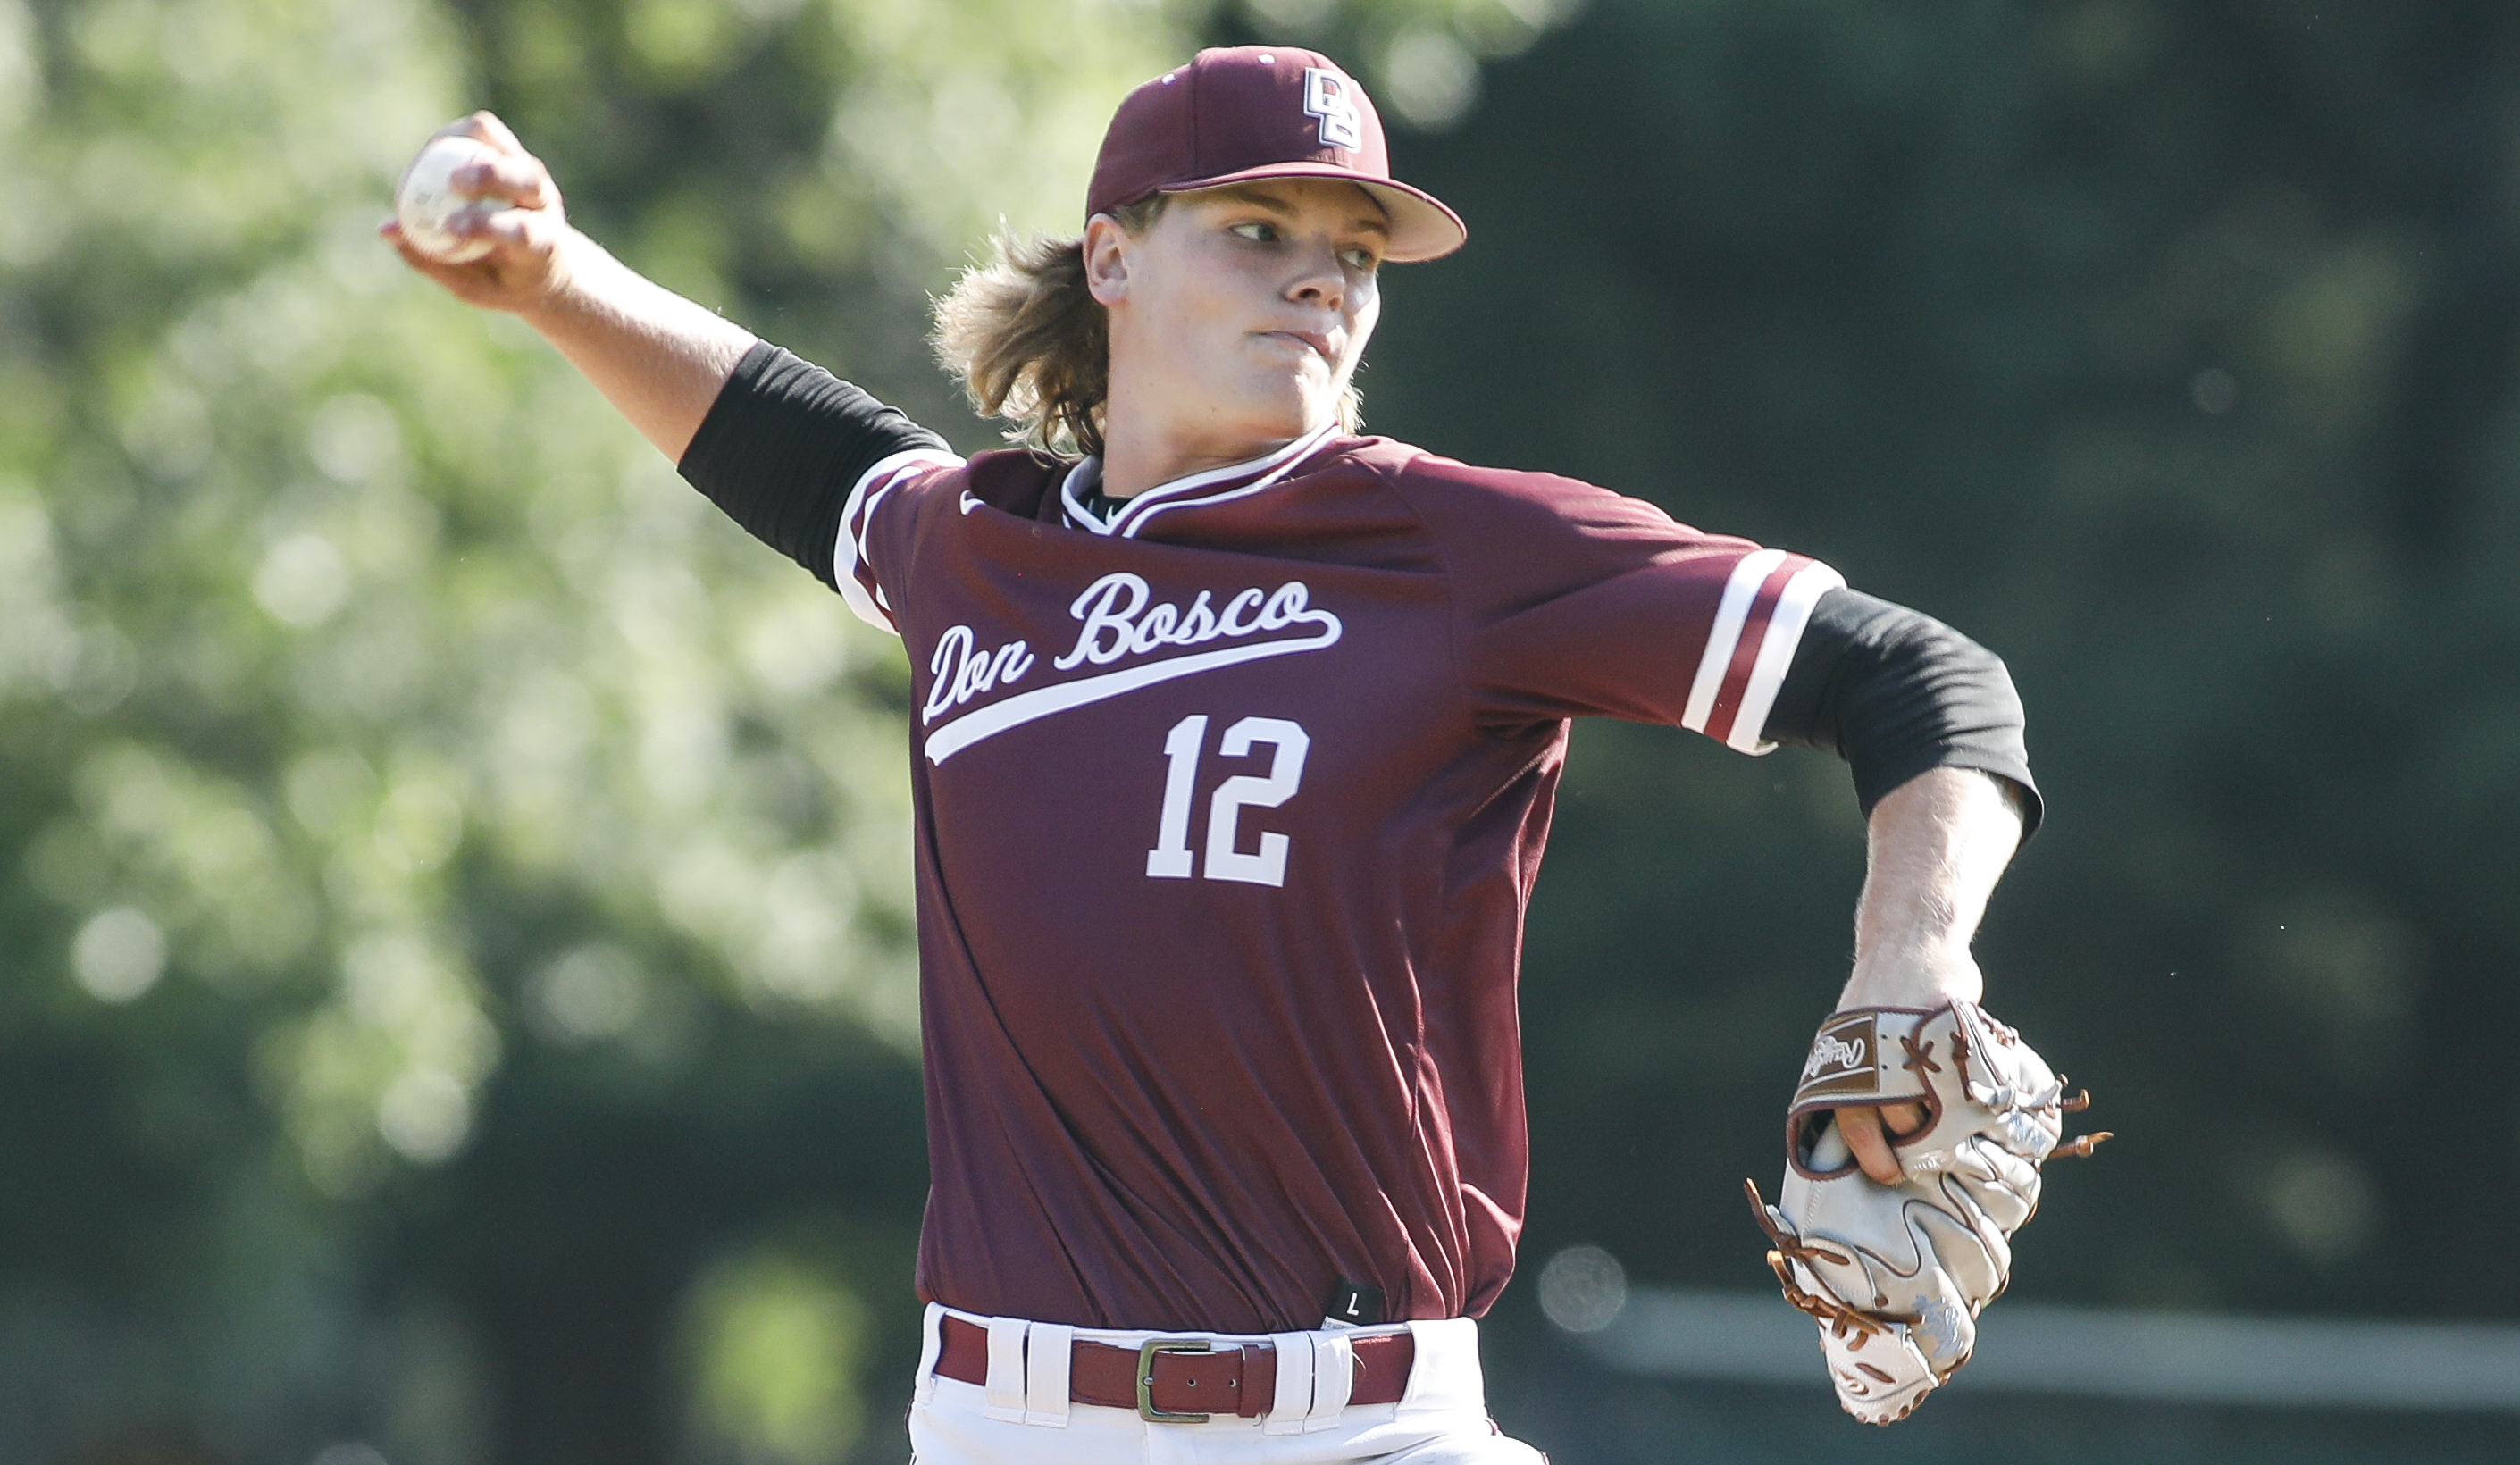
[933,197,1361,459]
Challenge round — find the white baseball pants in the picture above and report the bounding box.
[907,1304,1548,1465]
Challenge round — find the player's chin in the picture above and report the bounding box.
[1243,357,1344,414]
[1215,374,1319,435]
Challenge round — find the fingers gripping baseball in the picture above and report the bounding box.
[382,112,573,312]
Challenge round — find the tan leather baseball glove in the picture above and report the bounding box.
[1745,1000,2107,1424]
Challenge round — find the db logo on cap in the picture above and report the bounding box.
[1304,68,1363,150]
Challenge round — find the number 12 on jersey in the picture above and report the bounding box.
[1146,714,1310,887]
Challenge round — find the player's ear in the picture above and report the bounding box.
[1083,213,1133,306]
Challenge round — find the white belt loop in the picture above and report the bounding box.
[1400,1317,1480,1412]
[1022,1322,1073,1427]
[1264,1331,1315,1435]
[1304,1331,1355,1430]
[983,1316,1028,1422]
[913,1302,945,1405]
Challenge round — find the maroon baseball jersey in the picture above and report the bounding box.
[832,420,1844,1335]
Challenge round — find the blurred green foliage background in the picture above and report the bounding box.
[1,0,2514,1461]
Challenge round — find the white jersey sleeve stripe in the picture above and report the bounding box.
[833,448,964,634]
[1679,548,1788,734]
[1724,558,1846,754]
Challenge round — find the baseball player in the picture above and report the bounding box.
[390,46,2049,1461]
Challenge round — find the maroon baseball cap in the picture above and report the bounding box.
[1086,46,1468,264]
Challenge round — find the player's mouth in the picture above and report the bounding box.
[1258,330,1337,364]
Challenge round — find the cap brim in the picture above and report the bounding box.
[1154,162,1467,263]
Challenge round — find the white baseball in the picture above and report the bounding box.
[396,135,499,264]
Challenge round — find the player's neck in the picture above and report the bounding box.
[1097,411,1324,500]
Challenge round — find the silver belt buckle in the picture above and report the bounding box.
[1136,1337,1214,1422]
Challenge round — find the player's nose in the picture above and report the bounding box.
[1284,240,1349,310]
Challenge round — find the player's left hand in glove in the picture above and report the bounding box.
[1743,1000,2108,1424]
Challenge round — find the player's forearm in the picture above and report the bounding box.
[1836,766,2022,1009]
[518,230,757,462]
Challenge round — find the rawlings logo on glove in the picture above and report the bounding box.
[1796,1011,1879,1095]
[1799,1027,1870,1084]
[1745,1000,2109,1425]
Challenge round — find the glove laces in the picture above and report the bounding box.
[1741,1179,1916,1337]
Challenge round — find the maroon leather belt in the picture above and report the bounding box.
[935,1313,1414,1422]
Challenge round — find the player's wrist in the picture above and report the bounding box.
[510,226,607,325]
[1834,950,1982,1012]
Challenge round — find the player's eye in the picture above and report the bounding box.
[1340,246,1381,273]
[1228,221,1281,244]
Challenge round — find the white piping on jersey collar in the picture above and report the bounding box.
[1059,419,1342,539]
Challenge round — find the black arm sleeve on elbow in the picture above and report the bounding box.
[1762,588,2043,837]
[676,340,951,589]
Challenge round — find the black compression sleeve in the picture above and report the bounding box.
[1762,588,2043,837]
[676,341,951,590]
